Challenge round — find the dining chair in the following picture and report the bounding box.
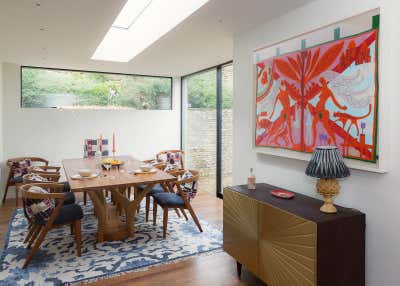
[22,173,76,205]
[2,157,52,207]
[21,183,83,268]
[156,150,185,170]
[152,170,203,238]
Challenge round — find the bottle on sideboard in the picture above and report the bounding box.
[248,168,256,190]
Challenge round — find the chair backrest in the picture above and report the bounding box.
[23,173,61,184]
[156,150,185,170]
[6,157,49,183]
[84,138,109,158]
[20,183,66,224]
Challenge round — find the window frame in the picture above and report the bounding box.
[20,65,173,110]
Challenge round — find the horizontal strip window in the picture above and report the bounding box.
[21,66,172,110]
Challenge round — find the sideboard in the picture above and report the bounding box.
[223,183,365,286]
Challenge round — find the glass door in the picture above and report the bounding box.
[182,68,217,195]
[182,62,233,198]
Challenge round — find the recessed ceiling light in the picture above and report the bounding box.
[35,1,41,7]
[92,0,210,62]
[40,27,45,31]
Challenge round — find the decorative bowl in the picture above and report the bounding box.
[78,169,92,177]
[139,164,153,172]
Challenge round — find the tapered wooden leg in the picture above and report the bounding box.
[70,223,74,235]
[163,208,168,239]
[174,208,181,218]
[153,202,157,226]
[180,208,188,221]
[15,187,19,208]
[27,225,41,249]
[2,182,10,203]
[24,226,49,268]
[134,188,140,214]
[127,188,132,200]
[186,205,203,233]
[145,195,150,222]
[83,192,87,205]
[236,261,242,278]
[74,220,82,257]
[24,224,35,243]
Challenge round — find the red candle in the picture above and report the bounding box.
[112,132,116,153]
[99,134,103,152]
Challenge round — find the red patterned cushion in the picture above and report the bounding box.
[11,159,31,179]
[25,186,55,221]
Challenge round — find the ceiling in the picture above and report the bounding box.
[0,0,313,77]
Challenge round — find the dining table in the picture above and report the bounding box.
[62,155,176,242]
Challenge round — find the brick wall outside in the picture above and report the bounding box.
[185,108,233,194]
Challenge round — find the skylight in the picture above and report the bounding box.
[92,0,210,62]
[112,0,152,29]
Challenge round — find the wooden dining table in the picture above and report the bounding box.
[62,155,176,242]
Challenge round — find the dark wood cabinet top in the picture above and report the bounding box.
[225,183,365,224]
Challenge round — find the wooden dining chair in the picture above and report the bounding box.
[156,150,185,170]
[152,170,202,238]
[21,183,83,268]
[23,173,76,205]
[2,157,52,207]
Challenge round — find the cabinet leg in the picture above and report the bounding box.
[236,261,242,278]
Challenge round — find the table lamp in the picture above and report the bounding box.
[305,146,350,213]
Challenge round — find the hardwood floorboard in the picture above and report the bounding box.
[0,188,265,286]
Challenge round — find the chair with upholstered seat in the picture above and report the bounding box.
[21,183,83,268]
[2,157,58,207]
[22,173,76,205]
[152,169,202,238]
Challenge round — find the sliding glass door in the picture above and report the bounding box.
[181,62,233,198]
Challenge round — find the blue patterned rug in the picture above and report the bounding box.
[0,203,222,285]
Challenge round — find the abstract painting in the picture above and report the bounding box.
[255,27,379,162]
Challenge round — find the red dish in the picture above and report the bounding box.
[270,189,295,199]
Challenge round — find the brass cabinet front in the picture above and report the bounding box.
[223,189,259,276]
[258,202,317,286]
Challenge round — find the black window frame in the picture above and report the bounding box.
[180,60,233,199]
[20,65,174,110]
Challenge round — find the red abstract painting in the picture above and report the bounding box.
[255,29,378,162]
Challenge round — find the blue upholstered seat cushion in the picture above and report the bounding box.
[37,203,83,226]
[137,184,165,195]
[55,191,75,205]
[11,176,23,184]
[152,193,185,207]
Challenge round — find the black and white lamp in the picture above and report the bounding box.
[305,146,350,213]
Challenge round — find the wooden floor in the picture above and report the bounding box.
[0,190,265,286]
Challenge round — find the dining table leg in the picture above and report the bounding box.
[87,190,107,242]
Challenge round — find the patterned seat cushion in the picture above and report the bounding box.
[37,203,83,226]
[153,193,185,207]
[25,186,55,222]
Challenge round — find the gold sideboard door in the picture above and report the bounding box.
[258,202,317,286]
[223,188,259,276]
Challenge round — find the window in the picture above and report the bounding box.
[21,66,172,109]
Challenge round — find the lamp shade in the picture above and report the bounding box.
[305,146,350,179]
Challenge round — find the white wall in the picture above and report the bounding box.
[0,62,181,186]
[233,0,400,285]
